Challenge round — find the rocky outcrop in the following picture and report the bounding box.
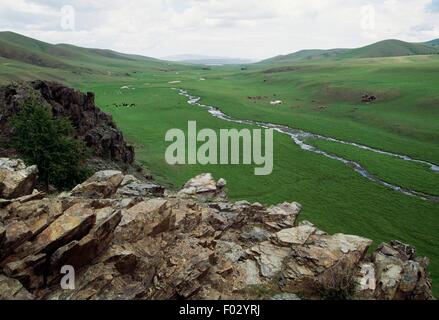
[0,81,134,163]
[0,163,434,300]
[0,158,38,199]
[178,173,227,200]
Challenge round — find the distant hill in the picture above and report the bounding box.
[262,49,349,64]
[341,39,439,59]
[165,54,253,65]
[260,39,439,64]
[425,39,439,46]
[0,31,167,74]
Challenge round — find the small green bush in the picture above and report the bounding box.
[11,96,89,190]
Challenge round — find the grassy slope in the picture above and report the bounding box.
[261,39,439,63]
[0,31,180,84]
[0,33,438,295]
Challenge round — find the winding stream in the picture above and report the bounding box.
[174,88,439,202]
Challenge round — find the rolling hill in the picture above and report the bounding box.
[426,38,439,46]
[260,39,439,64]
[0,31,174,83]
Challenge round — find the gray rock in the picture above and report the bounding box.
[0,274,34,300]
[271,293,301,300]
[117,182,164,197]
[276,225,316,246]
[249,241,291,278]
[71,170,124,198]
[0,158,38,199]
[240,226,273,242]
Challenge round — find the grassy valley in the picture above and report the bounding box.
[0,32,438,295]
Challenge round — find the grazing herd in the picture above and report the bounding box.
[109,102,137,108]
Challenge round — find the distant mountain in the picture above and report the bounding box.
[165,54,253,65]
[0,31,166,73]
[260,39,439,64]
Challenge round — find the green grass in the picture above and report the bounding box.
[1,33,438,297]
[306,138,439,197]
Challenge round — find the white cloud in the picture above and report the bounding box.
[0,0,438,60]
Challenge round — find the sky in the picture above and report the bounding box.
[0,0,439,60]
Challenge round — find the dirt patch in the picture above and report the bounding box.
[262,66,301,74]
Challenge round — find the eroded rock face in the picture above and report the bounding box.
[282,234,373,295]
[0,158,38,199]
[0,81,134,163]
[0,167,434,300]
[372,241,433,300]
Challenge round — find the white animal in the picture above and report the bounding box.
[270,100,283,106]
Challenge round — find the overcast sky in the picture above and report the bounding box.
[1,0,438,60]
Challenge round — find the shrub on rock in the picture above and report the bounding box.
[11,97,89,190]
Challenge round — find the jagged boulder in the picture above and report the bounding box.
[0,158,38,199]
[71,170,124,198]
